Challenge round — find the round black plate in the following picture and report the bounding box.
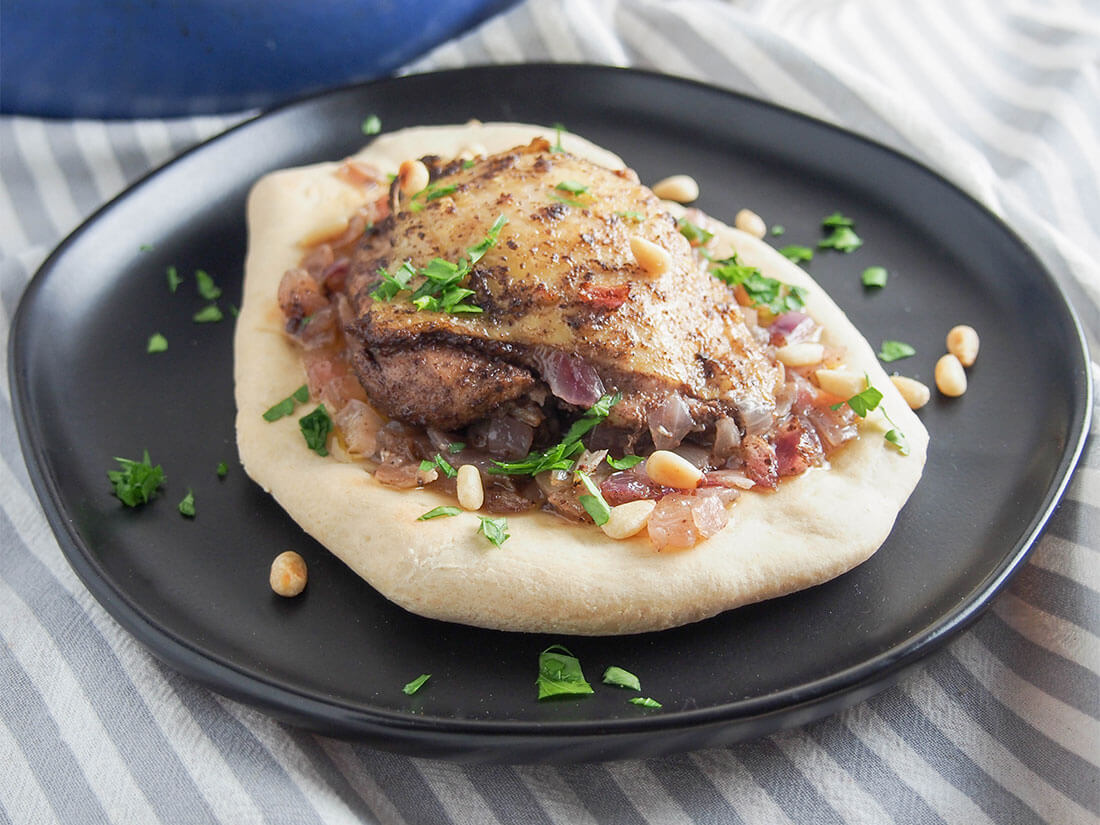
[9,66,1091,762]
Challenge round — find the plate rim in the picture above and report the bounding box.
[9,64,1094,755]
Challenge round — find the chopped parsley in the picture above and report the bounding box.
[262,385,309,422]
[370,215,507,314]
[299,404,333,456]
[192,304,223,323]
[139,243,154,252]
[677,217,713,247]
[490,393,621,476]
[779,244,814,264]
[402,673,431,695]
[711,255,807,314]
[361,114,382,135]
[602,666,641,691]
[478,515,510,547]
[576,471,611,526]
[628,697,663,708]
[771,225,786,236]
[419,454,457,479]
[605,454,644,470]
[166,266,182,293]
[536,645,594,700]
[447,442,465,454]
[409,181,458,212]
[878,340,916,362]
[107,451,165,507]
[146,333,167,353]
[862,266,889,288]
[549,181,592,209]
[195,269,221,300]
[554,180,589,195]
[462,159,476,170]
[178,489,195,518]
[417,505,462,521]
[614,210,644,222]
[216,461,228,478]
[551,122,566,153]
[819,212,863,252]
[831,376,910,455]
[228,304,239,317]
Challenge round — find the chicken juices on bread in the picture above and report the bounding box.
[234,122,927,634]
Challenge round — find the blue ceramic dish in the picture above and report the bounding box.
[1,0,517,117]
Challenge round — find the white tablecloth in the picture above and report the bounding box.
[2,1,1097,822]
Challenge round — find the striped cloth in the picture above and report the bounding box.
[2,1,1097,823]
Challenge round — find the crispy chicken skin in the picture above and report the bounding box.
[344,138,782,433]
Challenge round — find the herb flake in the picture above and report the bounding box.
[107,451,165,508]
[862,266,889,288]
[628,697,663,708]
[878,340,916,362]
[536,645,594,700]
[576,471,611,526]
[146,333,167,353]
[677,217,713,247]
[490,393,621,476]
[299,404,333,456]
[779,244,814,263]
[819,212,863,253]
[192,303,223,323]
[361,114,382,135]
[216,461,228,478]
[178,489,195,518]
[195,269,221,300]
[166,266,182,293]
[402,674,431,695]
[478,516,510,548]
[262,385,309,422]
[605,454,644,470]
[417,505,462,521]
[602,666,641,691]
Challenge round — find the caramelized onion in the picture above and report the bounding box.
[531,348,606,407]
[712,416,742,461]
[648,393,694,450]
[334,399,383,457]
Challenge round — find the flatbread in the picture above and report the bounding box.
[235,122,928,635]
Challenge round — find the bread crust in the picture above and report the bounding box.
[234,122,928,635]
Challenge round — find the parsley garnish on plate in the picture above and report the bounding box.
[166,266,182,293]
[178,489,195,518]
[371,215,507,314]
[195,269,221,301]
[628,697,663,708]
[711,255,807,314]
[192,304,223,323]
[878,340,916,362]
[417,506,462,521]
[402,674,431,695]
[771,225,786,236]
[677,217,713,247]
[107,451,165,507]
[419,454,457,479]
[551,122,567,153]
[299,404,333,456]
[536,645,594,700]
[478,516,510,547]
[576,471,611,526]
[602,666,642,691]
[409,181,458,212]
[779,244,814,264]
[146,333,167,353]
[361,114,382,135]
[262,384,309,422]
[862,266,889,288]
[831,376,910,455]
[818,212,863,252]
[605,454,644,470]
[490,392,621,476]
[216,461,228,478]
[614,210,644,222]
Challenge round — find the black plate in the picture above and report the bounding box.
[10,66,1092,762]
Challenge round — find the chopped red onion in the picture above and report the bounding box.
[531,348,606,407]
[712,416,742,461]
[769,311,816,346]
[648,393,694,450]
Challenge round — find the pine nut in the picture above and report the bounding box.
[734,208,767,239]
[645,450,703,489]
[600,499,657,540]
[651,174,699,203]
[814,368,866,399]
[946,325,979,367]
[630,235,672,277]
[456,464,484,511]
[776,342,825,367]
[269,550,308,597]
[397,159,430,197]
[935,353,967,397]
[890,375,931,409]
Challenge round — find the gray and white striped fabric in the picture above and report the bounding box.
[2,1,1097,823]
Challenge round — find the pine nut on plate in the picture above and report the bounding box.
[946,325,979,367]
[630,235,671,276]
[734,208,767,239]
[645,450,703,489]
[456,463,484,510]
[814,368,866,400]
[935,354,967,397]
[601,499,657,539]
[398,159,430,197]
[270,550,308,597]
[890,375,931,409]
[651,174,699,203]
